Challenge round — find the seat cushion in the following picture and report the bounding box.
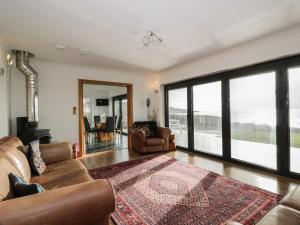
[146,138,164,146]
[280,186,300,211]
[256,205,300,225]
[30,160,92,190]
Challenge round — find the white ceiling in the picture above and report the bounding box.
[1,0,300,72]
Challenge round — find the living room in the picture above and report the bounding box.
[0,1,300,225]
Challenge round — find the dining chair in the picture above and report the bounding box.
[84,117,98,144]
[102,116,115,139]
[94,115,101,127]
[115,115,123,137]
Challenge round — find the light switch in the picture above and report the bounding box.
[73,107,77,115]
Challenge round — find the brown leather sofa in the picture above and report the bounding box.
[131,121,172,154]
[227,186,300,225]
[0,136,115,225]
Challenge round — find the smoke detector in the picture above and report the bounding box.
[55,44,67,50]
[79,50,88,55]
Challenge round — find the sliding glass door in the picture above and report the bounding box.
[193,82,222,155]
[288,67,300,174]
[168,88,188,148]
[165,54,300,178]
[230,72,277,169]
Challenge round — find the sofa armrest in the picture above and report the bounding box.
[40,142,73,165]
[0,180,115,225]
[156,127,171,139]
[130,128,146,153]
[280,186,300,211]
[156,127,171,151]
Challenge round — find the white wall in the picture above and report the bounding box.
[158,26,300,125]
[10,59,157,142]
[0,40,9,138]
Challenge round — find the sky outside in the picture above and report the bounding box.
[168,69,300,127]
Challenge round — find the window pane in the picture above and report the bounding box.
[230,72,277,169]
[168,88,188,148]
[288,67,300,174]
[122,99,128,133]
[193,82,222,155]
[83,98,92,122]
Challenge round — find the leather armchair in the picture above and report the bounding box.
[131,121,171,154]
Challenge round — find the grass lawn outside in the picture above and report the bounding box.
[231,130,300,148]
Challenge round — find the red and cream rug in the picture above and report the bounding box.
[89,155,281,225]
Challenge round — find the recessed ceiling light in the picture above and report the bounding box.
[55,44,67,50]
[79,50,88,55]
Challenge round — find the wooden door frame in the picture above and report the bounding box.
[78,79,133,158]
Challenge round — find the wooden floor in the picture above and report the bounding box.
[80,148,300,196]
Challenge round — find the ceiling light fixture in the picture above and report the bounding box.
[142,31,163,47]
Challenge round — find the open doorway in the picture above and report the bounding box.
[78,79,133,157]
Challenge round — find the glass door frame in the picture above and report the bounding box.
[113,94,128,135]
[164,54,300,179]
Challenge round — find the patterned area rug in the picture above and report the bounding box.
[89,155,281,225]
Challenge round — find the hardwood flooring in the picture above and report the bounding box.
[80,148,300,196]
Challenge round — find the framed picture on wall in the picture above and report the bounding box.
[96,99,109,106]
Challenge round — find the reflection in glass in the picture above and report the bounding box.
[122,99,128,133]
[288,67,300,173]
[168,88,188,148]
[193,82,222,155]
[230,72,277,169]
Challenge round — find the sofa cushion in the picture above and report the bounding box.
[30,160,92,190]
[9,172,44,198]
[0,137,31,182]
[146,138,164,146]
[280,186,300,211]
[134,121,157,137]
[0,137,32,201]
[28,140,46,175]
[0,152,25,201]
[137,125,151,137]
[256,205,300,225]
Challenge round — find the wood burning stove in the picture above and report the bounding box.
[17,117,51,145]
